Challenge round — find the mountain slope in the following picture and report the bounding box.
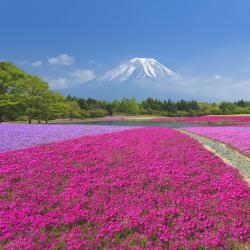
[99,58,177,82]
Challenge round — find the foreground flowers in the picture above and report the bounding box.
[0,127,249,249]
[185,125,250,157]
[0,124,134,152]
[152,115,250,123]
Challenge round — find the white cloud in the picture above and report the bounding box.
[48,54,75,66]
[49,78,68,89]
[214,74,222,80]
[48,68,95,89]
[19,60,30,65]
[70,68,95,84]
[144,75,250,101]
[31,60,43,67]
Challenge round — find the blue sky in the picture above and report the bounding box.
[1,0,250,100]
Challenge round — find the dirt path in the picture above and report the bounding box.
[179,129,250,185]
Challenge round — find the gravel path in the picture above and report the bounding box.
[179,129,250,184]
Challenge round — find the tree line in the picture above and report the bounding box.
[66,96,250,118]
[1,62,250,123]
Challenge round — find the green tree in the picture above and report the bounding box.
[105,103,114,116]
[0,62,28,122]
[120,97,140,114]
[41,92,67,124]
[23,76,50,123]
[89,109,108,118]
[67,101,82,120]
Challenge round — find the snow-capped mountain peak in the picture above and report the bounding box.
[99,57,177,82]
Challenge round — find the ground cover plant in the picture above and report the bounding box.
[185,125,250,157]
[152,115,250,123]
[0,127,249,249]
[0,124,135,153]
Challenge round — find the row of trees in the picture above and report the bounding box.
[66,95,250,118]
[1,62,250,123]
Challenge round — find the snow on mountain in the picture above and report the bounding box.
[99,58,177,82]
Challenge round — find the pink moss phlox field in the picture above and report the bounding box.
[0,127,250,249]
[186,125,250,156]
[0,124,135,153]
[152,115,250,123]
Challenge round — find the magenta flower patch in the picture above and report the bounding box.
[0,127,249,249]
[186,125,250,156]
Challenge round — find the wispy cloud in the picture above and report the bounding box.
[48,68,95,89]
[31,60,43,67]
[70,68,95,84]
[49,78,68,89]
[143,75,250,101]
[213,74,222,80]
[48,54,75,66]
[19,60,30,65]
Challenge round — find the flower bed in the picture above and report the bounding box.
[0,127,249,249]
[185,125,250,157]
[152,115,250,123]
[0,124,135,153]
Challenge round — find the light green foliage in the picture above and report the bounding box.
[67,101,82,120]
[0,62,28,122]
[0,62,66,123]
[88,109,108,118]
[119,97,140,114]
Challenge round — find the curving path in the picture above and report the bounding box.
[179,129,250,185]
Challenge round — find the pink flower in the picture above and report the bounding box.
[0,127,249,249]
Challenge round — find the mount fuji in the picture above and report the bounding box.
[99,58,177,82]
[59,58,187,100]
